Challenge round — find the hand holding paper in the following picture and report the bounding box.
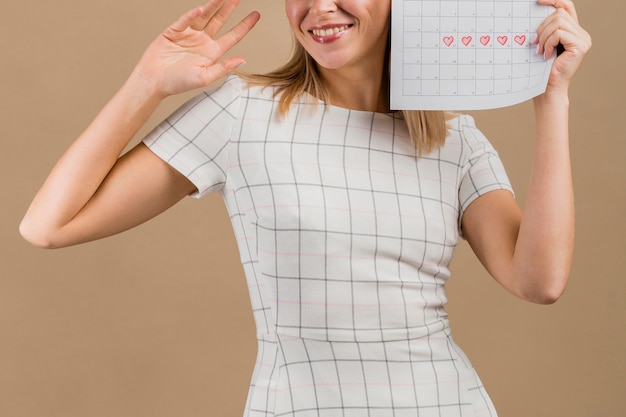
[390,0,556,110]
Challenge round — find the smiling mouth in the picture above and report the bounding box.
[310,24,353,37]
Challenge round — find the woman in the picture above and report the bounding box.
[20,0,591,415]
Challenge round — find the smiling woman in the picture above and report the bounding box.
[309,24,353,42]
[19,0,592,416]
[286,0,391,99]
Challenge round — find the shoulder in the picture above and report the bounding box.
[446,114,492,147]
[215,75,286,118]
[162,75,283,128]
[442,113,499,163]
[221,74,281,101]
[196,75,278,107]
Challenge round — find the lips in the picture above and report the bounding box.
[308,24,353,43]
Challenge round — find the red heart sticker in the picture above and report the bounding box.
[443,36,454,47]
[514,35,527,45]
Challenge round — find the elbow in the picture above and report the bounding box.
[529,286,565,305]
[19,218,61,249]
[519,272,570,305]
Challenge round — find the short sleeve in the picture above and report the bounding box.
[458,116,514,229]
[142,76,243,198]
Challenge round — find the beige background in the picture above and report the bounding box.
[1,1,624,416]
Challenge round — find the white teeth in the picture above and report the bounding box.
[312,25,350,37]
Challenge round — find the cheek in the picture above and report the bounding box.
[372,0,391,22]
[284,1,306,33]
[367,0,391,13]
[341,0,391,14]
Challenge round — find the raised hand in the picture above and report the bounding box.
[534,0,592,94]
[133,0,260,99]
[20,1,259,248]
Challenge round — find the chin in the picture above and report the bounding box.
[308,53,353,71]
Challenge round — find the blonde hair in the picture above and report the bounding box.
[240,40,448,156]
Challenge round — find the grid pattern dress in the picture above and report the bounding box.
[143,76,513,417]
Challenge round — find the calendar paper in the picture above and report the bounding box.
[391,0,556,110]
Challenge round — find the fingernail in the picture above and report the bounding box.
[530,33,538,44]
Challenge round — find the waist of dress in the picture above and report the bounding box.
[257,319,450,343]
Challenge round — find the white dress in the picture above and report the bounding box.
[144,76,513,417]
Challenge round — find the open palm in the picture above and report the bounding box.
[134,0,260,98]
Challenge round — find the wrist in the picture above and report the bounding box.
[534,89,570,113]
[91,72,163,141]
[125,69,167,107]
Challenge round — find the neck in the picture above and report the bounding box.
[317,50,390,113]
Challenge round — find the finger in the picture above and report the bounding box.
[189,0,227,31]
[215,11,261,53]
[170,6,205,33]
[197,56,247,85]
[535,12,580,56]
[203,0,239,38]
[539,18,590,61]
[542,30,564,60]
[537,0,578,22]
[535,6,577,40]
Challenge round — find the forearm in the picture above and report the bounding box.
[513,91,574,302]
[463,0,588,303]
[20,74,162,247]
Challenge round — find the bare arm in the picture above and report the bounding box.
[20,0,260,248]
[461,0,591,304]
